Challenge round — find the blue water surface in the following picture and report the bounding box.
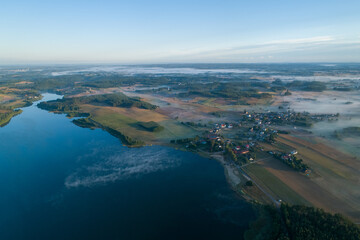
[0,93,254,240]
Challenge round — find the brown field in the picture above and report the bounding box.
[257,157,360,220]
[128,93,222,121]
[96,105,168,122]
[70,87,222,122]
[256,134,360,221]
[14,81,33,85]
[0,88,35,108]
[280,134,360,170]
[0,109,10,113]
[0,94,15,103]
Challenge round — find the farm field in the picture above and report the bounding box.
[255,133,360,221]
[243,163,309,206]
[79,104,199,145]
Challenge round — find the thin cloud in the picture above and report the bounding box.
[266,36,334,45]
[153,36,360,62]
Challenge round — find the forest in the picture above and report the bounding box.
[245,204,360,240]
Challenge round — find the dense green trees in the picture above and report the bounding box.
[80,93,157,109]
[38,93,157,114]
[178,82,272,100]
[286,81,327,92]
[105,127,144,146]
[273,153,309,172]
[135,121,164,132]
[225,145,237,162]
[245,204,360,240]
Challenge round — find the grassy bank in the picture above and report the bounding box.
[0,109,23,127]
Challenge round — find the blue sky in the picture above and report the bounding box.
[1,0,359,64]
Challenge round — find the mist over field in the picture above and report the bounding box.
[1,0,360,238]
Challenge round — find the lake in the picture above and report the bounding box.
[0,93,254,240]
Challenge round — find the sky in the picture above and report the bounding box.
[0,0,360,64]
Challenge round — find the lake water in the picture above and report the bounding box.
[0,93,254,240]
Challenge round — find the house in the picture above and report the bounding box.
[240,150,249,154]
[282,155,290,160]
[290,150,298,155]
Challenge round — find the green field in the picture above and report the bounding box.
[85,106,199,145]
[243,163,309,205]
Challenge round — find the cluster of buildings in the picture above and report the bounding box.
[232,145,250,155]
[209,123,233,134]
[206,123,235,142]
[200,110,333,168]
[242,125,277,143]
[238,110,337,127]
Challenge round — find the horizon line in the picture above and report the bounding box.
[1,61,360,67]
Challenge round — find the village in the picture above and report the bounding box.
[171,109,338,174]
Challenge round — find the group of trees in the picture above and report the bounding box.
[225,145,237,161]
[273,79,327,92]
[245,204,360,240]
[180,88,271,100]
[80,93,157,109]
[170,135,200,144]
[287,81,327,92]
[72,117,145,147]
[105,127,144,146]
[170,136,225,152]
[72,117,96,129]
[135,121,164,132]
[273,153,309,172]
[175,81,272,101]
[180,121,207,127]
[38,93,157,114]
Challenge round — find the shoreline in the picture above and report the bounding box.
[34,93,360,222]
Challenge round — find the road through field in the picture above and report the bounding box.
[258,157,360,221]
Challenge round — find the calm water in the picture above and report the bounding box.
[0,93,254,240]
